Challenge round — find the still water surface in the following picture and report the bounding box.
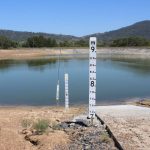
[0,57,150,106]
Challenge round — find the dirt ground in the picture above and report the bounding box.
[0,48,82,60]
[96,105,150,150]
[0,47,150,60]
[0,49,63,60]
[0,106,85,150]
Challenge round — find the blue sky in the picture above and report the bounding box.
[0,0,150,36]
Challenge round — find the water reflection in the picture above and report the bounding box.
[110,57,150,75]
[1,57,150,74]
[0,57,150,105]
[0,59,57,71]
[0,60,20,70]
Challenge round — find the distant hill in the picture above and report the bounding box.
[0,30,78,42]
[0,20,150,43]
[84,20,150,42]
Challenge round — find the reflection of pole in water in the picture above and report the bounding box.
[56,49,61,106]
[56,80,59,106]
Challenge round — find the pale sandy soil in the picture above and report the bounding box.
[0,106,85,150]
[96,105,150,150]
[0,47,150,60]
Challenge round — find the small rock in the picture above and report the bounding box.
[84,144,91,150]
[25,135,39,145]
[75,119,90,127]
[21,129,27,134]
[60,122,69,129]
[21,129,32,136]
[56,119,60,122]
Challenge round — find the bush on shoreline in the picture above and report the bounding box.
[0,35,150,49]
[111,37,150,47]
[0,36,18,49]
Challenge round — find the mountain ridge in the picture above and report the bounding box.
[84,20,150,42]
[0,20,150,42]
[0,29,78,42]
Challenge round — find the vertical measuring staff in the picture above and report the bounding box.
[89,37,96,118]
[65,73,69,109]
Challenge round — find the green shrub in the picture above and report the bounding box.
[0,36,18,49]
[33,119,49,133]
[111,37,150,47]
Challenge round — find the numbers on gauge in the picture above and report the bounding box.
[91,81,95,87]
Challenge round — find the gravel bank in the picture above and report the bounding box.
[96,105,150,150]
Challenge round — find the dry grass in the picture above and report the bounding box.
[0,106,85,150]
[0,49,80,60]
[100,132,111,143]
[1,47,150,60]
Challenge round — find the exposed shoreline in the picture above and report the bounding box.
[0,47,150,60]
[0,105,117,150]
[0,106,86,150]
[0,101,149,149]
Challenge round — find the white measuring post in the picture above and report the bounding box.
[65,73,69,109]
[89,37,96,118]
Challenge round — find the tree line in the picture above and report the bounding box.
[0,35,89,49]
[111,37,150,47]
[23,36,88,48]
[0,36,18,49]
[0,35,150,49]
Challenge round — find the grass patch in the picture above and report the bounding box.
[21,119,32,128]
[33,119,49,133]
[100,132,111,143]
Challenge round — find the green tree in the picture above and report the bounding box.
[25,36,58,47]
[0,36,18,49]
[74,39,88,47]
[111,37,150,47]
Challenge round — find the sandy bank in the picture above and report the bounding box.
[0,106,117,150]
[0,47,150,60]
[0,106,84,150]
[96,105,150,150]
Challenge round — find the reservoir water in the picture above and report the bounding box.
[0,57,150,106]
